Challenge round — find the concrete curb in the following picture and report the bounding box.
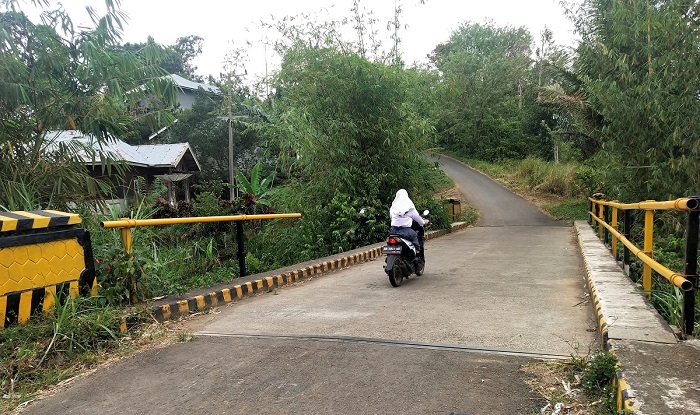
[575,221,636,413]
[134,222,470,324]
[575,220,680,414]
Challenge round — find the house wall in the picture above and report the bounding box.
[176,90,196,110]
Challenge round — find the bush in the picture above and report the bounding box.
[518,156,548,188]
[193,191,222,217]
[412,195,452,230]
[581,351,618,399]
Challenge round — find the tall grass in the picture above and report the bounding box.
[0,297,124,412]
[464,156,598,221]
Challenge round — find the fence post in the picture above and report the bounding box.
[604,204,611,245]
[623,210,632,276]
[598,203,605,240]
[682,210,699,337]
[643,207,654,297]
[611,205,619,259]
[118,219,137,302]
[119,221,133,254]
[591,199,596,226]
[236,221,246,278]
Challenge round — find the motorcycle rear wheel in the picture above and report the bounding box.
[388,258,404,287]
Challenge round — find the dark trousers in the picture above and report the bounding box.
[390,226,421,250]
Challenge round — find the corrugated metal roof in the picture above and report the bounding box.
[45,130,201,172]
[168,74,220,94]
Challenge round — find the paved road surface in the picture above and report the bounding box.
[21,154,596,415]
[429,153,563,227]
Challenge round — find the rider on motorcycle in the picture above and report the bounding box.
[389,189,429,253]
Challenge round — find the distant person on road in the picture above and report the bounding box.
[389,189,428,251]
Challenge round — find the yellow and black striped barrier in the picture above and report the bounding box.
[0,210,96,328]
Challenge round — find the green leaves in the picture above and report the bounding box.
[235,162,275,210]
[570,0,700,200]
[430,22,534,161]
[0,2,179,210]
[271,47,431,203]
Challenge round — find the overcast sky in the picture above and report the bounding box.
[37,0,581,81]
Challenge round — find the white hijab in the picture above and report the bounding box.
[390,189,416,216]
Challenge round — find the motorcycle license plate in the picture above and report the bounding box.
[382,245,402,254]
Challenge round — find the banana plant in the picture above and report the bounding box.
[234,162,275,212]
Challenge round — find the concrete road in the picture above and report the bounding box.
[21,154,596,415]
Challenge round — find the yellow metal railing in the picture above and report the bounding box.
[101,213,302,300]
[101,213,302,252]
[589,196,700,336]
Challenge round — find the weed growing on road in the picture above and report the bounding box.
[523,350,622,414]
[176,332,197,342]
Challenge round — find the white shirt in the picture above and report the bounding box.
[390,207,425,227]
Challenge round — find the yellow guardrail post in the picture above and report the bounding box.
[588,195,700,334]
[643,205,654,297]
[117,218,137,302]
[683,206,700,337]
[598,203,605,240]
[611,204,619,259]
[119,219,134,253]
[589,211,692,291]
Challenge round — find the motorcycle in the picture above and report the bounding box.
[382,210,429,287]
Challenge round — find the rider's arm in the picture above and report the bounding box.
[406,208,425,226]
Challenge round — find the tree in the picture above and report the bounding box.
[566,0,700,200]
[0,0,178,210]
[430,21,534,161]
[174,35,204,81]
[270,46,433,204]
[166,87,270,195]
[243,5,442,259]
[122,35,203,81]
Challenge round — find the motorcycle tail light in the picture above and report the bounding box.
[388,237,399,244]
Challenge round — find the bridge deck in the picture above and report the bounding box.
[576,221,700,414]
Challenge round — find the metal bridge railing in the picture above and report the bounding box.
[588,195,700,337]
[101,213,302,300]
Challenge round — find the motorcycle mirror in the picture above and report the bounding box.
[423,209,430,216]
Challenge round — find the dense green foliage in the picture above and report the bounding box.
[431,22,543,161]
[557,0,700,333]
[254,44,451,264]
[0,1,177,210]
[271,47,435,202]
[564,0,700,201]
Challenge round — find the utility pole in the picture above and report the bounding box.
[225,69,246,201]
[228,87,235,202]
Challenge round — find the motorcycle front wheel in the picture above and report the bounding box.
[387,257,404,287]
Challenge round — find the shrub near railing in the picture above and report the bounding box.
[589,196,700,337]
